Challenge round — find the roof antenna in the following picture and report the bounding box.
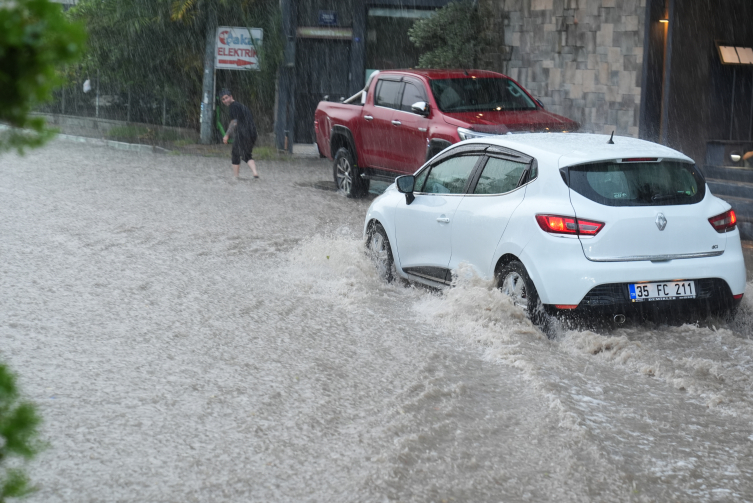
[464,70,469,76]
[607,131,615,144]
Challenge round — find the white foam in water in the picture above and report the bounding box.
[407,262,753,499]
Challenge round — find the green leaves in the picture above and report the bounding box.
[408,1,483,69]
[0,0,86,153]
[0,363,42,502]
[68,0,282,131]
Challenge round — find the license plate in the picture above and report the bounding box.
[629,281,696,302]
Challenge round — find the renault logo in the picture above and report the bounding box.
[655,213,667,231]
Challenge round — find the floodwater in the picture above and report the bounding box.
[2,141,753,502]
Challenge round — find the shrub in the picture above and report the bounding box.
[0,363,42,502]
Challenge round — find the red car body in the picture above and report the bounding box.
[315,69,578,195]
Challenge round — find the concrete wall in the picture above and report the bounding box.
[482,0,646,137]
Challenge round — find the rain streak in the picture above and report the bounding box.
[2,141,753,502]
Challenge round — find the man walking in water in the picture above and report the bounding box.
[220,89,259,178]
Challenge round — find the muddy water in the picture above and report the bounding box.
[1,141,752,502]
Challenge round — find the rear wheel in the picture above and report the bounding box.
[367,222,394,282]
[334,147,368,198]
[497,260,552,334]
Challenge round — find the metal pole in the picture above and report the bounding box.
[96,69,100,118]
[729,67,736,141]
[61,86,66,115]
[162,91,167,126]
[199,10,217,144]
[127,89,131,122]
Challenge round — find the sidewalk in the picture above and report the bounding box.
[45,130,322,160]
[173,142,319,159]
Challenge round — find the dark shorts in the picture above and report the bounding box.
[231,139,255,164]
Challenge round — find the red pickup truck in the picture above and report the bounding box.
[314,69,578,197]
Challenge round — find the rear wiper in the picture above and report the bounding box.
[651,193,689,201]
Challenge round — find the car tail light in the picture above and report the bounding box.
[555,305,578,309]
[708,209,737,233]
[314,120,318,133]
[535,214,605,236]
[733,293,744,300]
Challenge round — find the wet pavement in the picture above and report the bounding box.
[2,140,753,502]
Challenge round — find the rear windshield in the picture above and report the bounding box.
[429,78,537,112]
[568,160,705,206]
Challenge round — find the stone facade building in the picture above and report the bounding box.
[279,0,751,170]
[479,0,646,138]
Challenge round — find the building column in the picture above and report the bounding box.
[348,1,367,95]
[275,0,296,152]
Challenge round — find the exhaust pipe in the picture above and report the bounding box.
[613,314,626,324]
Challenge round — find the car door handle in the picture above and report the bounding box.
[418,127,427,132]
[436,217,450,223]
[391,120,402,126]
[364,115,373,121]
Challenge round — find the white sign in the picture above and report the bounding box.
[215,26,263,70]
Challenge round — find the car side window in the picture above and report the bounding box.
[423,155,480,194]
[473,157,528,195]
[414,167,430,192]
[400,83,425,112]
[375,80,402,109]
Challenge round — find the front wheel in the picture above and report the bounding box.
[367,222,394,282]
[333,147,368,198]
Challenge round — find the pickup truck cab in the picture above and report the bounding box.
[314,69,578,197]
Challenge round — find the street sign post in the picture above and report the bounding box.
[215,27,263,70]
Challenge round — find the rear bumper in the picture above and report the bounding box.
[520,230,747,305]
[544,277,742,320]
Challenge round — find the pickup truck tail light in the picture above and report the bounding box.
[535,214,605,236]
[314,120,318,133]
[708,209,736,233]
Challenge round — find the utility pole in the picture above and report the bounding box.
[200,10,217,144]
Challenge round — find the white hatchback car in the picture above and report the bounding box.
[364,133,746,325]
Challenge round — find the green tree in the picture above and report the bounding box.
[0,0,86,153]
[69,0,283,133]
[0,364,42,502]
[408,0,484,69]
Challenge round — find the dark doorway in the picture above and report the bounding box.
[365,9,430,71]
[639,0,668,144]
[295,39,351,143]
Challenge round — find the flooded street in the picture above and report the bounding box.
[2,141,753,502]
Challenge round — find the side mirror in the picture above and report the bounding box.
[396,175,415,204]
[411,101,430,116]
[536,98,545,109]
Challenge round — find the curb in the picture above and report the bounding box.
[54,133,172,154]
[0,125,171,154]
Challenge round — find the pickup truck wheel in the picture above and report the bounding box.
[334,147,367,198]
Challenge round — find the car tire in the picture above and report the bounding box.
[497,260,552,334]
[334,147,368,198]
[367,222,394,283]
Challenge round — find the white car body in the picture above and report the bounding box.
[364,133,746,318]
